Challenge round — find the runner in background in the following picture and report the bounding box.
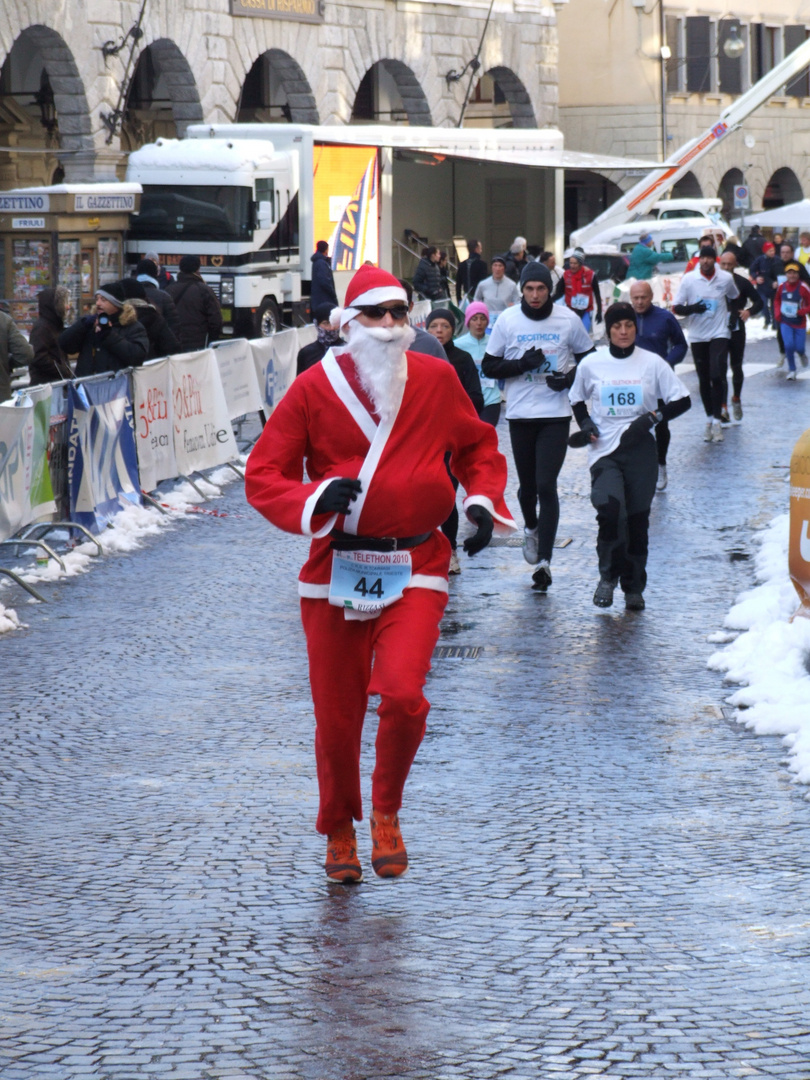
[568,303,690,611]
[628,281,687,492]
[672,246,738,444]
[482,263,593,592]
[560,249,602,335]
[774,262,810,380]
[718,250,763,420]
[455,301,502,426]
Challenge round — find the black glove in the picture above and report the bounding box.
[517,346,546,373]
[462,505,493,556]
[619,412,657,449]
[684,301,708,315]
[314,478,362,516]
[568,417,599,448]
[595,312,603,324]
[545,368,576,392]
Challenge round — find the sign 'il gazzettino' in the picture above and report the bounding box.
[73,193,136,212]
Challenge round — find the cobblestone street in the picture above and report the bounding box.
[2,334,810,1079]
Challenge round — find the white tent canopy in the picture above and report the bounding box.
[732,199,810,231]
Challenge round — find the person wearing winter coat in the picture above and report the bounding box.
[310,241,339,312]
[165,255,223,351]
[0,308,34,403]
[29,286,73,385]
[120,279,181,360]
[59,282,149,377]
[749,243,778,328]
[455,239,488,303]
[627,234,674,280]
[296,303,344,376]
[135,258,180,337]
[411,246,444,301]
[504,236,530,283]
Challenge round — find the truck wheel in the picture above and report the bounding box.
[257,299,281,337]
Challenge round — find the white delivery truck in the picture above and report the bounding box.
[125,123,661,336]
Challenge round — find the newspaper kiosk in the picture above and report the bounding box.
[0,183,141,334]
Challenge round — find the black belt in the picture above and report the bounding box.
[330,530,432,552]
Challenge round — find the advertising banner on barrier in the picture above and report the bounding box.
[250,331,298,417]
[213,339,264,420]
[169,349,238,474]
[0,400,34,541]
[133,359,177,492]
[66,375,141,533]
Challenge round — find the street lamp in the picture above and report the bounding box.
[722,24,745,60]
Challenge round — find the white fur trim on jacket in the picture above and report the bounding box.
[462,495,517,533]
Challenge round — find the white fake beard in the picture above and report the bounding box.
[343,320,415,422]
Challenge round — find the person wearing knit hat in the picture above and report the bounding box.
[58,281,148,377]
[473,255,520,314]
[568,301,691,610]
[563,250,602,331]
[482,246,593,591]
[245,262,516,884]
[456,301,501,426]
[627,233,674,281]
[135,258,180,336]
[673,242,739,443]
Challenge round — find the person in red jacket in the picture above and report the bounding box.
[245,265,515,883]
[561,249,602,333]
[774,262,810,380]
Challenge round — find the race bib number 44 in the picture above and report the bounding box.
[599,381,644,416]
[329,550,412,613]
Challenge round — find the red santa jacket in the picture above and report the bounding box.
[564,265,595,314]
[245,347,516,598]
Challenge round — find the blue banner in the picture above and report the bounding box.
[66,375,141,534]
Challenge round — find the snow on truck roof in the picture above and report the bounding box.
[127,138,281,175]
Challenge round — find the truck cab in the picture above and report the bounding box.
[126,137,301,337]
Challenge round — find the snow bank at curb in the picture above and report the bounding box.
[708,514,810,787]
[0,465,242,637]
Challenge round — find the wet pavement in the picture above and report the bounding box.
[2,332,810,1079]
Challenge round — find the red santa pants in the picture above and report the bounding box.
[300,587,448,835]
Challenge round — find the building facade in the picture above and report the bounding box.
[557,0,810,235]
[0,0,559,190]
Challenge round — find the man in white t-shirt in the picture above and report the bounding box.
[569,302,690,611]
[673,245,738,444]
[482,262,593,590]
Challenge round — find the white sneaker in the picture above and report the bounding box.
[786,370,797,381]
[523,527,539,565]
[732,398,743,422]
[703,421,713,442]
[711,420,724,443]
[656,465,668,491]
[449,551,461,574]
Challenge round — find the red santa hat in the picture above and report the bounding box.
[330,265,408,330]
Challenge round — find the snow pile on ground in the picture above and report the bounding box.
[0,465,242,637]
[743,315,777,344]
[708,513,810,787]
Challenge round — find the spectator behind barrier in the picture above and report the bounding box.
[297,302,343,376]
[166,255,223,351]
[1,306,34,403]
[135,259,180,336]
[120,278,181,361]
[29,286,73,385]
[59,282,149,377]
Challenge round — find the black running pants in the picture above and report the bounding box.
[691,338,729,420]
[508,417,570,563]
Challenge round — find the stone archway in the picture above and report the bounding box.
[238,49,318,124]
[122,39,203,151]
[463,67,536,129]
[763,167,803,210]
[351,60,432,126]
[672,171,702,198]
[0,25,92,185]
[717,168,744,221]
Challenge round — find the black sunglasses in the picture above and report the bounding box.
[355,304,410,321]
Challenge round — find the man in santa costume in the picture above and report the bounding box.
[245,265,515,883]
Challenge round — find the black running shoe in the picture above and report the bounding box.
[625,593,645,611]
[593,579,615,608]
[532,560,552,591]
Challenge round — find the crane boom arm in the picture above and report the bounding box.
[571,36,810,247]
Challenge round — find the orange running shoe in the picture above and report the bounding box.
[369,809,408,878]
[324,823,362,883]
